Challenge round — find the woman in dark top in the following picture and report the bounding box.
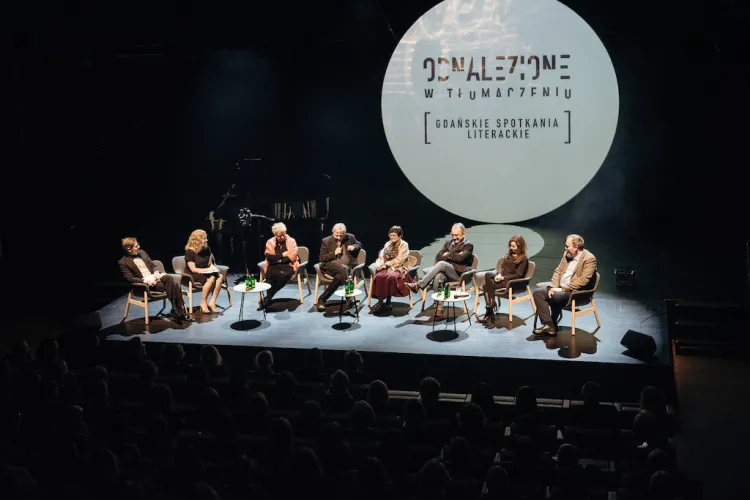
[480,235,529,322]
[185,229,223,313]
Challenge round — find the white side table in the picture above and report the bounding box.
[430,290,472,339]
[232,282,272,330]
[332,288,364,330]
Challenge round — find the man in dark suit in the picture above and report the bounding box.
[317,223,362,310]
[118,237,193,322]
[406,223,474,317]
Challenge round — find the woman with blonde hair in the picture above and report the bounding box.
[261,222,300,309]
[185,229,224,313]
[480,235,529,323]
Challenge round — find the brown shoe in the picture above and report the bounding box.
[435,306,444,318]
[406,282,421,293]
[533,324,557,336]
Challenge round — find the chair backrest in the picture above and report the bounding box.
[409,249,422,268]
[590,272,601,293]
[356,249,367,266]
[525,261,536,279]
[152,260,166,274]
[470,255,479,270]
[172,256,187,274]
[297,246,309,263]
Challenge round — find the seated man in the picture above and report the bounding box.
[261,222,300,310]
[532,234,596,336]
[406,223,474,318]
[118,237,193,322]
[317,223,362,311]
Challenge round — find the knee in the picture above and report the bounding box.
[533,289,546,300]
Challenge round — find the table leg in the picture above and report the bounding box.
[354,296,360,322]
[239,293,245,321]
[339,298,344,323]
[432,299,439,332]
[260,292,267,321]
[466,301,472,327]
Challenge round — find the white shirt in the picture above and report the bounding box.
[133,257,154,281]
[560,253,580,288]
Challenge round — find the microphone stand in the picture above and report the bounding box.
[238,208,275,281]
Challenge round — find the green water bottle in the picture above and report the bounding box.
[444,282,450,299]
[250,274,256,289]
[436,280,443,295]
[347,278,353,295]
[245,274,251,291]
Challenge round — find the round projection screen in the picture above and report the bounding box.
[381,0,619,223]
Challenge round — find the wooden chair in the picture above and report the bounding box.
[557,272,602,335]
[256,246,312,304]
[313,250,367,302]
[366,250,422,309]
[419,255,479,315]
[473,260,537,325]
[172,256,233,314]
[123,260,178,325]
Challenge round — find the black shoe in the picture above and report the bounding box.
[405,282,421,293]
[533,324,557,336]
[383,303,393,313]
[317,299,327,311]
[370,302,382,314]
[479,307,495,323]
[258,297,270,311]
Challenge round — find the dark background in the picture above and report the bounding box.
[3,0,748,313]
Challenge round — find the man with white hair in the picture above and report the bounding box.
[317,223,362,310]
[406,223,474,318]
[261,222,300,309]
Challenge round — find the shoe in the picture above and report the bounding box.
[383,303,393,313]
[317,299,327,311]
[208,303,219,313]
[370,302,382,314]
[533,324,557,336]
[406,282,421,293]
[257,297,269,311]
[479,307,495,323]
[199,304,210,314]
[180,312,195,322]
[435,307,444,319]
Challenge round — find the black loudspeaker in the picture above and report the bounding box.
[620,330,657,358]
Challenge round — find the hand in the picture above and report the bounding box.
[335,246,343,256]
[442,252,449,257]
[377,265,386,271]
[153,271,162,279]
[548,287,563,298]
[144,276,157,286]
[282,251,288,257]
[494,275,504,282]
[347,245,355,251]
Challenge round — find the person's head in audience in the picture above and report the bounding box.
[419,458,451,498]
[11,339,31,362]
[471,382,495,417]
[633,409,658,441]
[513,435,535,464]
[125,337,145,361]
[64,372,81,401]
[343,349,364,374]
[277,371,296,395]
[359,457,389,496]
[163,343,186,367]
[176,444,203,483]
[458,402,486,434]
[255,350,274,373]
[306,347,323,370]
[148,414,169,446]
[445,436,471,473]
[317,421,348,472]
[557,443,578,468]
[90,365,108,383]
[19,371,41,405]
[40,379,59,406]
[350,401,376,428]
[285,447,322,493]
[146,383,173,415]
[485,466,509,498]
[49,359,68,385]
[641,386,667,415]
[514,385,538,415]
[301,400,322,432]
[36,338,59,368]
[213,411,235,441]
[92,448,121,485]
[582,381,602,407]
[404,398,426,428]
[330,369,350,395]
[90,379,109,404]
[647,448,675,475]
[139,360,158,384]
[187,365,209,388]
[199,387,220,413]
[248,392,269,422]
[419,376,441,407]
[649,470,675,499]
[268,416,293,454]
[514,413,539,438]
[367,379,389,411]
[200,345,223,368]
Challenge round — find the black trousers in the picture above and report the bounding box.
[266,265,295,301]
[532,288,571,327]
[151,276,185,312]
[319,262,352,302]
[483,272,507,309]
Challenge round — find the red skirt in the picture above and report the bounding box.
[371,269,412,298]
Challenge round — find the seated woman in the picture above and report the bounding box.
[370,226,411,313]
[184,229,224,314]
[480,235,529,323]
[262,222,299,309]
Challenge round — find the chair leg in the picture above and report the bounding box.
[508,295,514,323]
[225,283,232,306]
[298,275,304,304]
[188,283,194,314]
[143,291,150,326]
[528,286,537,313]
[473,292,480,315]
[409,289,413,309]
[314,276,320,303]
[305,271,312,294]
[571,299,576,336]
[124,291,132,320]
[591,298,601,327]
[367,278,373,308]
[421,288,427,311]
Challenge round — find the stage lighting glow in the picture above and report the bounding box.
[381,0,619,223]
